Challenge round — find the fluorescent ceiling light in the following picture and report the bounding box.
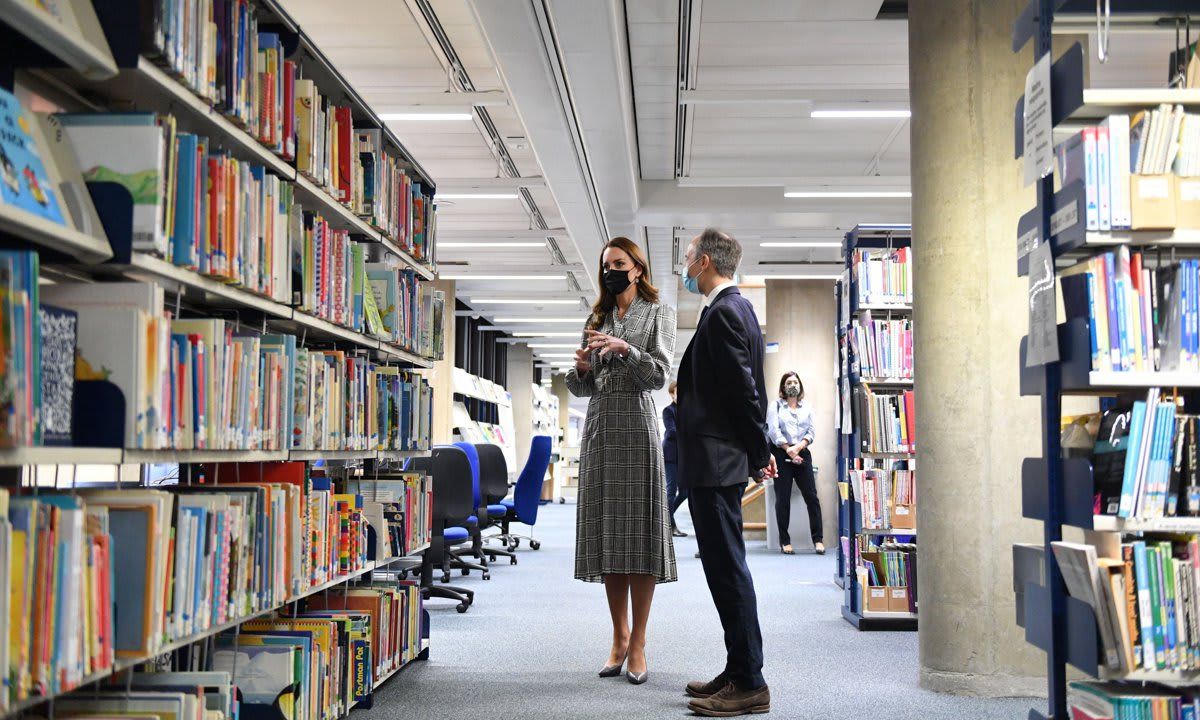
[527,343,578,348]
[437,193,519,200]
[379,112,474,121]
[494,317,582,323]
[784,190,911,199]
[471,298,580,305]
[439,242,545,248]
[759,241,842,248]
[440,275,565,281]
[514,331,581,338]
[811,109,911,119]
[536,353,576,358]
[765,274,843,280]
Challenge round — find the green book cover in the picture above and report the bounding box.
[1160,543,1178,669]
[1147,545,1165,669]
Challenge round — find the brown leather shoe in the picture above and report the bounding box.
[688,683,771,717]
[685,672,729,699]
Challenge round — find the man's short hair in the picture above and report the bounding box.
[694,228,742,278]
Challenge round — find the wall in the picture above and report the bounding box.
[507,345,534,472]
[762,279,838,549]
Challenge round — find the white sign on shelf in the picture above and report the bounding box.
[1023,53,1054,187]
[1025,240,1059,367]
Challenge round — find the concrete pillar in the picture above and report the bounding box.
[427,279,457,446]
[552,373,570,446]
[908,0,1045,697]
[762,279,838,550]
[507,345,534,472]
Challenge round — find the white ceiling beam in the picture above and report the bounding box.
[676,176,911,190]
[435,228,571,239]
[636,181,910,228]
[678,88,909,105]
[367,91,509,107]
[435,176,546,191]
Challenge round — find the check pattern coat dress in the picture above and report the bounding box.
[566,297,678,583]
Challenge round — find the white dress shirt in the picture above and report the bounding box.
[703,279,737,308]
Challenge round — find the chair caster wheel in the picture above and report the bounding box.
[461,568,470,576]
[483,572,491,580]
[530,540,541,550]
[441,573,450,583]
[512,538,521,548]
[510,557,517,565]
[456,603,468,613]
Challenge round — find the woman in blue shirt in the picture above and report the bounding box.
[765,372,824,555]
[661,381,687,537]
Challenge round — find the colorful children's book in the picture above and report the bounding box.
[0,89,65,227]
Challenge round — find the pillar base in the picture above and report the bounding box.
[919,668,1046,699]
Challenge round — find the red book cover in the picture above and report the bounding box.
[282,60,296,160]
[335,106,353,203]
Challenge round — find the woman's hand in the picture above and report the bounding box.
[786,444,803,463]
[585,329,631,359]
[574,347,592,375]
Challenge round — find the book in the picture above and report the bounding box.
[0,89,66,227]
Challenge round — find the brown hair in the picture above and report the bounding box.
[778,371,803,400]
[669,380,678,394]
[586,237,659,330]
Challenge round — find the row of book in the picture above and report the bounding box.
[1054,538,1200,675]
[849,316,913,380]
[855,541,917,614]
[1091,389,1198,520]
[1069,680,1200,719]
[850,386,916,454]
[138,2,434,259]
[1062,248,1199,375]
[0,466,431,710]
[852,247,912,306]
[1064,107,1200,232]
[848,458,915,531]
[4,274,434,450]
[350,473,434,560]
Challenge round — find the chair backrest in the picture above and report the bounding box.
[430,445,474,524]
[473,443,509,504]
[452,441,481,508]
[513,435,552,524]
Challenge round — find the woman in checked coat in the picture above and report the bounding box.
[566,236,677,686]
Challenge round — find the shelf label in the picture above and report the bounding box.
[1026,240,1059,367]
[1017,226,1040,261]
[1023,54,1054,186]
[1050,200,1078,238]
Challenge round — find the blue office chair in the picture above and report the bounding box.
[449,441,491,579]
[497,435,552,550]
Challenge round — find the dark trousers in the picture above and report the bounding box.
[770,446,822,547]
[665,460,688,524]
[689,483,765,690]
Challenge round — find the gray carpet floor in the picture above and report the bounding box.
[367,504,1037,719]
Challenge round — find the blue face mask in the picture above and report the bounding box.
[682,257,702,295]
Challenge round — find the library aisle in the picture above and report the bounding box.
[369,505,1028,720]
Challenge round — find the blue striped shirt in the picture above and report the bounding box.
[766,399,815,447]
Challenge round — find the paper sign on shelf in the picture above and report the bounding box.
[1025,240,1059,367]
[1023,54,1054,186]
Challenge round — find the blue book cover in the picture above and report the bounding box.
[1119,401,1147,517]
[172,134,198,268]
[0,90,65,226]
[1103,253,1122,371]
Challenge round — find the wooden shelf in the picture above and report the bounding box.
[0,202,113,263]
[0,0,117,79]
[292,173,380,239]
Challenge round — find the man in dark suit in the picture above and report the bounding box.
[676,228,776,717]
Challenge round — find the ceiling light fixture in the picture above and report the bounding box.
[764,274,843,280]
[810,109,911,119]
[527,343,579,348]
[784,190,911,199]
[436,193,520,200]
[470,298,580,305]
[494,317,582,323]
[439,242,545,248]
[514,331,582,338]
[759,241,843,248]
[536,353,576,358]
[379,112,474,121]
[439,275,566,281]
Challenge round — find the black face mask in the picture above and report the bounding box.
[603,268,634,295]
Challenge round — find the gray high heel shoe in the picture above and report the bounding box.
[599,656,626,677]
[626,669,648,685]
